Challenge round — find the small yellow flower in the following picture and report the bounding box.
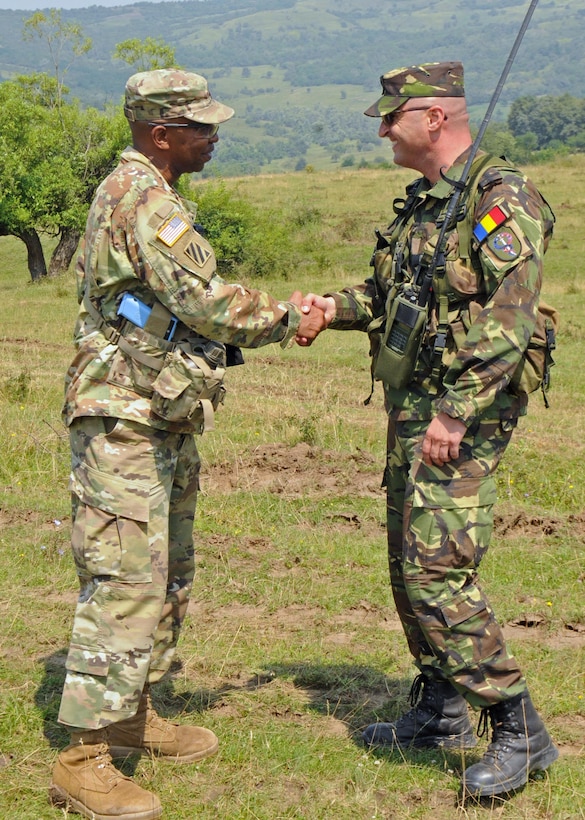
[546,601,552,607]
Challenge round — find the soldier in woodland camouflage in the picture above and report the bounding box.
[50,69,326,820]
[298,62,558,800]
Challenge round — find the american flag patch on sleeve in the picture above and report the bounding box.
[157,214,190,247]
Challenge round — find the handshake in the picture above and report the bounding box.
[288,291,337,347]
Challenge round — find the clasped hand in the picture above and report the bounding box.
[288,292,336,346]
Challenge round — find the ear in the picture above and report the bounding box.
[427,105,447,132]
[149,123,172,150]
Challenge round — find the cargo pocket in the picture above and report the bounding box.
[151,345,226,429]
[408,474,497,570]
[70,463,157,583]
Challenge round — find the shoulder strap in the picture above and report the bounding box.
[457,154,512,265]
[430,155,513,391]
[457,154,522,265]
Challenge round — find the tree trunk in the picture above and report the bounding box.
[48,228,81,277]
[18,229,47,282]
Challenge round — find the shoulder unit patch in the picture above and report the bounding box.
[486,228,522,261]
[184,239,212,267]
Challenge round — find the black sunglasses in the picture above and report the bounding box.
[382,106,433,126]
[147,121,220,138]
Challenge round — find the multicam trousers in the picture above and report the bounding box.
[58,416,200,730]
[385,416,526,709]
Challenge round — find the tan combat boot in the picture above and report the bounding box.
[49,729,162,820]
[108,688,219,763]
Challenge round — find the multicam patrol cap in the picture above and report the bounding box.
[124,69,234,124]
[364,61,464,118]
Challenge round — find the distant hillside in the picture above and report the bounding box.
[0,0,583,174]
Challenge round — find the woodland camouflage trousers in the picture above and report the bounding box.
[384,416,527,709]
[58,416,200,730]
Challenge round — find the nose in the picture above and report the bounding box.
[379,119,391,138]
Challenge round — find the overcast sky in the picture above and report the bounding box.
[0,0,171,8]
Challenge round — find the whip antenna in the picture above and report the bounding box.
[417,0,540,305]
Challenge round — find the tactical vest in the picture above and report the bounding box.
[369,154,558,405]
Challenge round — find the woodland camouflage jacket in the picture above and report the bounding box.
[63,147,301,433]
[327,148,554,423]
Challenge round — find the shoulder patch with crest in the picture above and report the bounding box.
[486,228,522,261]
[149,208,216,283]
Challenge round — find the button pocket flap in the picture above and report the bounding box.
[440,591,488,628]
[65,644,110,677]
[412,474,497,510]
[69,463,150,522]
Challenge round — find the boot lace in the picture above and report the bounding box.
[408,674,425,708]
[477,703,521,761]
[391,674,433,727]
[92,742,127,785]
[143,695,176,740]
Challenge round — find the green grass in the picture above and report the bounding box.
[0,157,583,819]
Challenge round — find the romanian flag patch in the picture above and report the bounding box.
[473,205,508,243]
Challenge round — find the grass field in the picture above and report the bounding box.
[0,155,583,819]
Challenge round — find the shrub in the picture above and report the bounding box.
[190,179,299,280]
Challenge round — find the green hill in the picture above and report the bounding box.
[0,0,583,174]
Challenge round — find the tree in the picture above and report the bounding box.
[0,75,127,281]
[113,37,177,71]
[0,13,130,281]
[22,9,92,110]
[508,94,585,150]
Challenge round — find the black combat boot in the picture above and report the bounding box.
[462,690,558,798]
[362,673,477,750]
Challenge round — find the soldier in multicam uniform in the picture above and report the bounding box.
[299,62,558,799]
[49,69,325,820]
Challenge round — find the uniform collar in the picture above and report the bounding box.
[120,146,175,192]
[426,145,483,199]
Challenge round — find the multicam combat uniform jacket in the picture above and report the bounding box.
[327,148,554,424]
[57,147,303,729]
[64,146,301,433]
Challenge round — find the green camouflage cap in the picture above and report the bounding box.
[124,69,234,124]
[364,61,464,118]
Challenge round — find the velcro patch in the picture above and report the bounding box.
[184,239,212,268]
[473,204,509,243]
[157,214,190,247]
[486,228,522,261]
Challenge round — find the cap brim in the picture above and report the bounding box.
[184,98,234,124]
[364,94,410,118]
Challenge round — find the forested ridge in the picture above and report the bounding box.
[1,0,584,280]
[0,0,583,109]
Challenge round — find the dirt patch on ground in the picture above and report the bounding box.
[0,507,68,531]
[202,442,382,499]
[0,336,67,352]
[495,510,585,538]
